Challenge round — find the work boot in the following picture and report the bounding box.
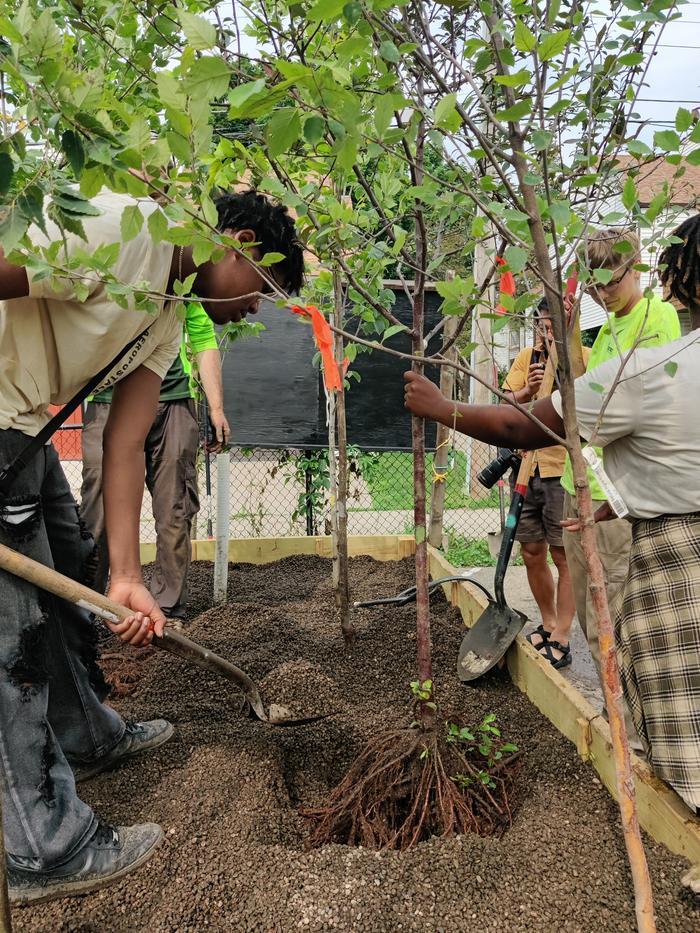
[7,821,164,906]
[73,719,175,782]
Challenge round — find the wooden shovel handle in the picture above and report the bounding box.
[0,542,131,625]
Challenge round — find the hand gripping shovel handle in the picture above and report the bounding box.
[0,542,274,721]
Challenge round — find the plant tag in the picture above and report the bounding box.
[582,447,628,518]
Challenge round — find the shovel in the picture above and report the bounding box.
[0,542,328,727]
[457,452,532,681]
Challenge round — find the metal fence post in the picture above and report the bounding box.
[213,452,230,604]
[303,450,314,536]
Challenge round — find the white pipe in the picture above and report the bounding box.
[213,452,230,605]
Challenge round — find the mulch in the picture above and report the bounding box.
[14,556,700,933]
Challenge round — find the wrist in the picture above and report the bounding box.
[109,573,143,587]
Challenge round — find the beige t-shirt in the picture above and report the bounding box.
[550,332,700,519]
[0,189,182,436]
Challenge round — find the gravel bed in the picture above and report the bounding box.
[15,556,700,932]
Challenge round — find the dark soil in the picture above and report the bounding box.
[15,556,700,933]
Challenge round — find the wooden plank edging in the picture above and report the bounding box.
[427,545,700,864]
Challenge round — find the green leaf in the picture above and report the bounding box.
[61,130,84,177]
[504,245,528,273]
[494,69,532,88]
[156,72,185,110]
[79,166,105,199]
[73,111,119,144]
[307,0,346,21]
[664,361,678,378]
[147,208,168,244]
[167,131,191,161]
[179,11,217,50]
[227,78,266,116]
[514,19,537,52]
[532,129,552,151]
[627,139,651,158]
[52,190,101,216]
[259,251,285,266]
[645,190,668,222]
[593,268,613,284]
[588,382,605,394]
[622,175,637,211]
[303,115,325,145]
[0,206,27,252]
[434,93,460,129]
[691,124,700,144]
[495,99,531,122]
[26,9,62,59]
[653,130,680,152]
[687,149,700,167]
[618,52,643,66]
[120,204,143,243]
[547,0,561,24]
[379,41,400,63]
[675,108,693,134]
[186,56,232,99]
[538,29,570,62]
[548,201,570,227]
[382,323,407,340]
[265,108,301,158]
[374,94,398,137]
[0,151,13,197]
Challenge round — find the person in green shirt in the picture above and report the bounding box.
[558,228,679,729]
[80,301,230,620]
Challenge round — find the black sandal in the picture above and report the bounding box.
[538,639,572,669]
[526,624,551,649]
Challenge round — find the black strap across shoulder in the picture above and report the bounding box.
[0,327,150,496]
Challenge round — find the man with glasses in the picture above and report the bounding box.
[559,228,679,720]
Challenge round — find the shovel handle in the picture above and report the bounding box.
[0,542,269,721]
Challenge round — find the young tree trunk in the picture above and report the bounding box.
[332,272,354,644]
[429,315,458,548]
[483,17,655,923]
[410,86,434,727]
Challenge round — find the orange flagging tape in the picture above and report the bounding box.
[291,304,343,391]
[495,256,516,315]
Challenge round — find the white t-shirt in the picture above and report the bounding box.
[551,331,700,519]
[0,190,182,436]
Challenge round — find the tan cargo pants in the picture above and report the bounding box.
[80,399,200,619]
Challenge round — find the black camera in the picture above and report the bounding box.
[477,448,521,489]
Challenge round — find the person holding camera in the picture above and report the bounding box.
[501,298,585,668]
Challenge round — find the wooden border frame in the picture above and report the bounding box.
[139,532,700,863]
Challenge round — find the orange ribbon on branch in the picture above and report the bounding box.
[495,256,516,315]
[290,304,343,391]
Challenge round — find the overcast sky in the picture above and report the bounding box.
[633,3,700,137]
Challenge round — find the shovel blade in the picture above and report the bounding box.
[457,599,527,682]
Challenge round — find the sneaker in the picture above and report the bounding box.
[8,821,163,905]
[73,719,175,782]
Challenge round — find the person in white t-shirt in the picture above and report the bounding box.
[0,187,304,904]
[405,213,700,893]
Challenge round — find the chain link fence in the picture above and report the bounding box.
[56,422,507,567]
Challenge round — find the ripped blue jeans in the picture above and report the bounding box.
[0,430,125,869]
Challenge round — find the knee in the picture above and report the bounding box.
[521,543,546,568]
[550,547,569,572]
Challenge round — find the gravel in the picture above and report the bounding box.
[15,556,700,933]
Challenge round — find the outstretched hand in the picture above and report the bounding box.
[560,500,615,533]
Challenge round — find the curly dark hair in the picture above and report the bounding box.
[659,213,700,308]
[214,189,305,294]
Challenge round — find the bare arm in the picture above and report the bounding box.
[0,248,29,300]
[196,347,230,450]
[102,365,165,637]
[403,371,564,449]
